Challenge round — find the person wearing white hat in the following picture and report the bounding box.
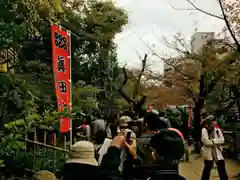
[61,141,98,180]
[35,170,56,180]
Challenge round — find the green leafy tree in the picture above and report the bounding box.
[0,0,130,129]
[0,0,129,176]
[72,80,100,113]
[64,0,128,112]
[0,0,63,127]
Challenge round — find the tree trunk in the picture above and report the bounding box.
[192,100,204,153]
[118,54,148,118]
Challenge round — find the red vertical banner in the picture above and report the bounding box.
[51,24,71,133]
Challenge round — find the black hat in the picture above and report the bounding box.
[200,115,215,127]
[150,128,184,162]
[144,109,159,122]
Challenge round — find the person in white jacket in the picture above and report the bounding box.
[201,115,228,180]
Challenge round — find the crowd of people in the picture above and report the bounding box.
[61,109,187,180]
[36,108,229,180]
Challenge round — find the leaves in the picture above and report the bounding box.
[72,81,100,112]
[0,0,129,128]
[0,0,129,175]
[83,0,128,42]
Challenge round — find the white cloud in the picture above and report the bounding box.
[114,0,225,73]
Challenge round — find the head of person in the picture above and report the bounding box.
[159,111,165,117]
[119,116,131,129]
[85,115,92,124]
[67,141,98,166]
[62,141,98,180]
[102,111,109,120]
[144,109,160,131]
[94,111,102,119]
[150,128,185,166]
[211,116,218,127]
[202,115,215,130]
[107,112,119,138]
[108,112,119,125]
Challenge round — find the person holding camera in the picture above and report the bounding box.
[118,116,136,178]
[99,128,186,180]
[97,116,136,169]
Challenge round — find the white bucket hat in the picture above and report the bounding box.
[35,170,56,180]
[119,116,132,127]
[67,141,98,166]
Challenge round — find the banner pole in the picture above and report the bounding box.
[68,30,73,150]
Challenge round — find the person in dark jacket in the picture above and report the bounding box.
[94,130,107,160]
[137,109,166,165]
[99,128,186,180]
[99,136,125,180]
[146,128,186,180]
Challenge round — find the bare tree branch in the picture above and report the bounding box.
[133,53,147,99]
[171,0,224,20]
[132,31,196,80]
[170,4,196,11]
[174,0,240,52]
[217,0,240,52]
[118,67,134,104]
[163,37,190,55]
[118,56,148,117]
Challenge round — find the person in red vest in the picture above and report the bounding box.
[76,119,91,140]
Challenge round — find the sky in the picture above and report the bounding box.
[114,0,225,73]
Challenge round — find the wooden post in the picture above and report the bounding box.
[64,135,67,159]
[24,132,28,160]
[33,130,37,172]
[53,133,57,172]
[43,131,47,167]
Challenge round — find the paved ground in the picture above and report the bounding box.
[179,155,240,179]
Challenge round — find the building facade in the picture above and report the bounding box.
[190,32,215,54]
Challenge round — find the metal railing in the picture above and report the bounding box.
[9,128,90,177]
